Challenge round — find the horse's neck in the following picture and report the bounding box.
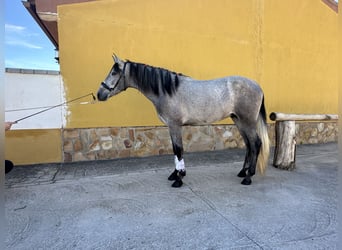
[138,88,160,106]
[125,62,188,106]
[125,74,160,106]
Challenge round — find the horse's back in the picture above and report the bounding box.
[180,75,263,104]
[226,76,263,93]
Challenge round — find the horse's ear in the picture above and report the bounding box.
[112,54,118,62]
[113,54,124,68]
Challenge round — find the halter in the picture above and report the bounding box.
[101,62,127,91]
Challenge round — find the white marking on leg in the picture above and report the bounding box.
[174,155,185,171]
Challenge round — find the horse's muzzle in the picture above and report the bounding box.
[97,87,108,101]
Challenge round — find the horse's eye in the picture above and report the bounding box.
[112,63,120,75]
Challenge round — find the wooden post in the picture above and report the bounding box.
[273,121,296,170]
[269,112,338,170]
[269,112,338,121]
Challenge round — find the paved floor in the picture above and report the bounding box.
[5,143,337,250]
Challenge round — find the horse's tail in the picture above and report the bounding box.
[256,96,270,175]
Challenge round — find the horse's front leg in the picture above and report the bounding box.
[167,125,186,188]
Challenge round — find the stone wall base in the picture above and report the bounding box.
[62,121,337,163]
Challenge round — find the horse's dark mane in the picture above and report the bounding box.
[127,60,182,96]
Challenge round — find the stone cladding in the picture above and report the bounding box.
[62,122,337,162]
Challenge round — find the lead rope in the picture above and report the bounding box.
[13,92,96,123]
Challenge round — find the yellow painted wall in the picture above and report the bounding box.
[58,0,338,128]
[5,129,62,165]
[263,1,338,114]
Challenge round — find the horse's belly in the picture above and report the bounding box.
[182,103,231,125]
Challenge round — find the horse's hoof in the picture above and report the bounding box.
[5,160,14,174]
[172,179,183,188]
[179,170,186,177]
[237,169,246,178]
[168,169,178,181]
[241,178,252,185]
[168,169,186,181]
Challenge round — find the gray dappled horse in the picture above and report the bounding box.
[97,55,270,188]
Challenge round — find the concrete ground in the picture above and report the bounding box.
[5,143,337,250]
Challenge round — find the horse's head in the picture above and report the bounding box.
[97,54,127,101]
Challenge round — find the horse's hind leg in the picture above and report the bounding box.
[232,118,261,185]
[167,125,186,188]
[240,130,261,185]
[236,130,250,178]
